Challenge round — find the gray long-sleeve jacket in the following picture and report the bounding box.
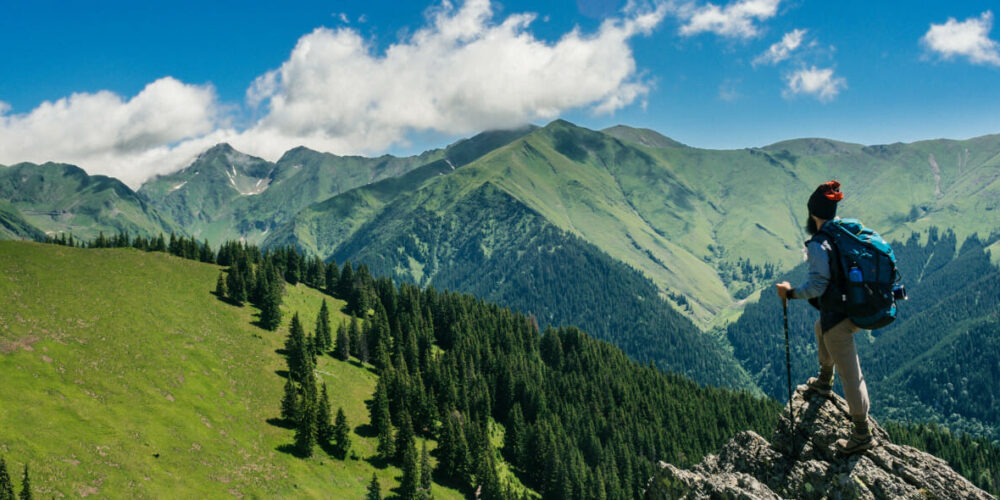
[792,226,848,331]
[793,238,833,300]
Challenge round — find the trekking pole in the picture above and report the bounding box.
[783,299,795,453]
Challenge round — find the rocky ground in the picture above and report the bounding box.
[645,385,994,499]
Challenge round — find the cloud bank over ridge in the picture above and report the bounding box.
[0,0,666,187]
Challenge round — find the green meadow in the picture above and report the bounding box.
[0,241,462,498]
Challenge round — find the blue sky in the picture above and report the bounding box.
[1,0,999,185]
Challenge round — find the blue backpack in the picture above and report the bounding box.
[819,219,902,329]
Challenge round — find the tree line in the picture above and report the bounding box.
[307,264,782,499]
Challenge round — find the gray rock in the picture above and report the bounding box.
[645,385,995,500]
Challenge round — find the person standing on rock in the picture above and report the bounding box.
[775,180,875,454]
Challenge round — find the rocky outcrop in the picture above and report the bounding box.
[645,385,994,499]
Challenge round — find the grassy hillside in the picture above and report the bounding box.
[0,163,181,241]
[0,242,462,498]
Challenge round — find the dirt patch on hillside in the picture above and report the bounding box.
[0,335,40,354]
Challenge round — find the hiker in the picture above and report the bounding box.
[775,180,875,454]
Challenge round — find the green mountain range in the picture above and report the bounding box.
[137,127,536,246]
[262,120,1000,325]
[4,119,999,405]
[0,162,180,240]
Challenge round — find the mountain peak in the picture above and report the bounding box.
[203,142,235,155]
[644,386,991,499]
[602,125,687,149]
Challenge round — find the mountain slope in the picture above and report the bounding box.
[139,127,536,246]
[333,181,755,388]
[0,242,463,498]
[0,162,180,240]
[0,200,45,240]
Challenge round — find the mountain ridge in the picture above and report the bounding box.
[0,161,181,240]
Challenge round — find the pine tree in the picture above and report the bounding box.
[366,473,382,500]
[200,239,214,263]
[337,261,354,299]
[395,411,415,463]
[215,271,227,297]
[0,456,12,500]
[476,444,502,500]
[372,379,395,460]
[334,322,351,361]
[316,299,332,351]
[325,260,340,296]
[399,439,419,500]
[306,333,318,364]
[348,317,362,354]
[227,263,247,305]
[294,391,317,457]
[286,313,307,382]
[281,378,299,423]
[316,383,334,446]
[17,464,29,500]
[333,407,351,459]
[370,378,392,437]
[258,280,283,331]
[285,249,300,285]
[419,442,433,500]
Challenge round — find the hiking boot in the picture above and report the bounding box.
[836,432,876,454]
[805,377,833,398]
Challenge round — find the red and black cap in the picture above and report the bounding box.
[807,180,844,219]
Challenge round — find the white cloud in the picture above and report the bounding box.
[754,28,805,65]
[243,0,667,159]
[783,66,845,102]
[922,11,1000,66]
[0,0,667,187]
[0,77,231,187]
[678,0,780,39]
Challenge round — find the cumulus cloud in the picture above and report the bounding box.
[677,0,780,39]
[753,28,805,65]
[0,77,233,187]
[242,0,667,159]
[783,66,845,102]
[0,0,667,187]
[921,11,1000,66]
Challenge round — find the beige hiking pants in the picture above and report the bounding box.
[815,318,870,418]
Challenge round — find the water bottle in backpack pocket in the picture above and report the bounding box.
[846,265,867,311]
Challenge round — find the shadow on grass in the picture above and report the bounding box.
[354,423,377,438]
[266,417,296,430]
[274,348,289,356]
[275,443,311,458]
[363,453,391,470]
[275,369,289,379]
[318,440,348,460]
[212,291,244,307]
[431,468,470,494]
